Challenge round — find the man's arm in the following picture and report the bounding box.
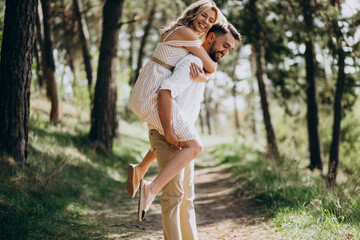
[157,89,180,147]
[157,55,203,147]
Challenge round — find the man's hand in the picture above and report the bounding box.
[190,62,207,82]
[164,129,181,149]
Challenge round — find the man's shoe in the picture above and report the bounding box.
[126,164,141,198]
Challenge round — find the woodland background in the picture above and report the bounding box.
[0,0,360,239]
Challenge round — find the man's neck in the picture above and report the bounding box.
[201,42,211,55]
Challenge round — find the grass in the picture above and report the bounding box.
[2,96,360,239]
[213,141,360,239]
[0,101,150,239]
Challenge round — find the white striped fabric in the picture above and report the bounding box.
[129,26,202,142]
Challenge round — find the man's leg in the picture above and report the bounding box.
[180,159,198,240]
[149,129,184,240]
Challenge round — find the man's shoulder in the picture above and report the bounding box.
[177,54,203,67]
[183,54,202,64]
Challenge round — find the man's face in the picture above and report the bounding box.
[209,32,236,62]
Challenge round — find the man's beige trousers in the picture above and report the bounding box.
[149,129,198,240]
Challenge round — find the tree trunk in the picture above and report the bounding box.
[129,4,156,86]
[59,0,78,87]
[214,102,220,133]
[321,55,331,104]
[33,35,43,89]
[232,85,241,133]
[204,86,213,135]
[301,0,324,170]
[0,0,37,164]
[34,5,43,90]
[199,107,205,135]
[127,14,136,79]
[35,0,45,87]
[249,82,258,139]
[230,47,242,134]
[248,0,279,161]
[253,42,279,161]
[73,0,93,99]
[249,50,258,139]
[328,48,345,186]
[41,0,60,124]
[89,0,125,149]
[328,0,346,187]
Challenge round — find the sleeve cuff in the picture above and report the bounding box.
[160,82,179,99]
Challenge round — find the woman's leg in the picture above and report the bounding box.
[139,139,202,217]
[151,140,202,194]
[127,149,156,198]
[137,149,156,178]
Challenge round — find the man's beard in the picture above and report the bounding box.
[209,43,220,62]
[209,52,219,62]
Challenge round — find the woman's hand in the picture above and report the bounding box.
[190,63,207,82]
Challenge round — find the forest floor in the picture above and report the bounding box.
[5,100,359,239]
[101,144,277,240]
[14,99,277,239]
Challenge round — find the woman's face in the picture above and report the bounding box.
[191,8,217,34]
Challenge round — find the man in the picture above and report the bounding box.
[150,23,241,240]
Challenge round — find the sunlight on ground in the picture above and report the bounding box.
[106,233,127,239]
[106,168,121,181]
[64,147,91,165]
[31,98,90,121]
[66,202,96,216]
[65,147,122,181]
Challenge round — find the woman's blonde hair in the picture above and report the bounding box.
[160,0,220,36]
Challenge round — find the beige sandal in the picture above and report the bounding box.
[138,179,145,221]
[126,164,140,198]
[138,179,155,221]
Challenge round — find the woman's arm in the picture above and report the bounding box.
[185,45,217,73]
[165,27,217,73]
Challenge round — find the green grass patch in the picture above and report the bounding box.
[213,142,360,239]
[0,106,148,239]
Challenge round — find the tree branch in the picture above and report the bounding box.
[117,15,140,28]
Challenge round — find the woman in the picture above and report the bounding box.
[127,0,222,221]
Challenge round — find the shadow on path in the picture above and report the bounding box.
[195,165,277,239]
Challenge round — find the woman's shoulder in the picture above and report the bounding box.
[165,26,198,42]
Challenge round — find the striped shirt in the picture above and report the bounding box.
[129,26,203,142]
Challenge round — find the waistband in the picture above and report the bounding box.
[150,56,174,71]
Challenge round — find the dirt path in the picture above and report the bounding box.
[127,163,277,239]
[195,165,276,239]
